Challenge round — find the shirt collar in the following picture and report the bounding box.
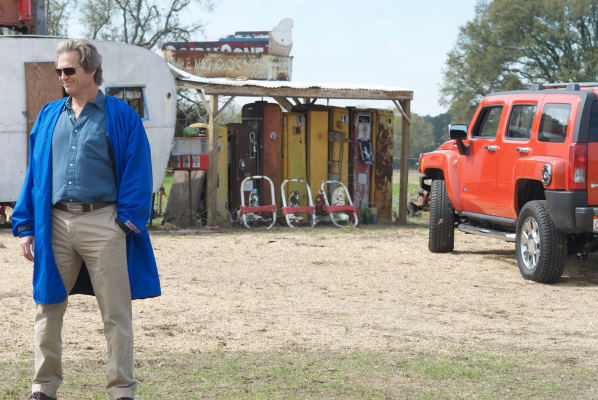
[63,90,106,112]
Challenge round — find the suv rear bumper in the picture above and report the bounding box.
[545,190,595,233]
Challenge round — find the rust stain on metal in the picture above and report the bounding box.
[163,50,292,81]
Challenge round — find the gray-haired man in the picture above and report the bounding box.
[13,39,160,400]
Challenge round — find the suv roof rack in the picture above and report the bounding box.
[531,82,598,91]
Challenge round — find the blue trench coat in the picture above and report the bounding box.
[12,95,161,304]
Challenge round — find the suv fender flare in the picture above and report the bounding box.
[421,150,463,210]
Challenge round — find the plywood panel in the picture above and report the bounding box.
[25,62,64,134]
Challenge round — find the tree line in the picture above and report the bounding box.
[7,0,597,153]
[404,0,598,162]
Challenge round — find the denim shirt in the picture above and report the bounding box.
[51,91,117,205]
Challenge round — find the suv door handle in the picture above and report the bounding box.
[484,145,499,151]
[516,147,531,153]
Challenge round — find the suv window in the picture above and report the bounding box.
[538,104,571,143]
[472,106,503,138]
[506,104,536,140]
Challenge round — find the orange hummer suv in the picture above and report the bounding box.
[419,83,598,283]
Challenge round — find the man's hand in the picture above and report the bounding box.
[20,235,35,262]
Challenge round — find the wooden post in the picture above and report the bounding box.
[398,99,411,225]
[207,94,220,225]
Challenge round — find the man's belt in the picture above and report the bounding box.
[53,201,115,213]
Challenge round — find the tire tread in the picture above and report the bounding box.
[516,200,566,283]
[428,180,454,253]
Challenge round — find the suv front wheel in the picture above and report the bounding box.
[515,200,567,283]
[428,179,455,253]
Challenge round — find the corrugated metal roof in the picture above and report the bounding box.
[169,63,412,93]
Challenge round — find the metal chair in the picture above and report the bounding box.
[319,180,359,227]
[280,179,316,228]
[239,175,277,229]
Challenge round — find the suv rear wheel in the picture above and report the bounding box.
[515,200,566,283]
[428,179,454,253]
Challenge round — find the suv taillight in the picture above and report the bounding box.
[569,143,588,190]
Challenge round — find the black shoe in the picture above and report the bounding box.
[29,393,56,400]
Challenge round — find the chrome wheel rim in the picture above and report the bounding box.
[520,216,541,271]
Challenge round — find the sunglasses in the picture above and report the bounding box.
[55,66,80,77]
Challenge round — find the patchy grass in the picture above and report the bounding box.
[148,170,173,229]
[392,168,422,198]
[3,347,598,399]
[392,182,419,199]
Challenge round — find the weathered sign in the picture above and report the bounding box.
[162,50,292,81]
[163,40,268,54]
[162,18,293,57]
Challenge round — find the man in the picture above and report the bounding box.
[11,39,161,400]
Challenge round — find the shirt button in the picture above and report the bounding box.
[72,146,76,150]
[68,181,72,185]
[69,163,73,167]
[74,129,78,133]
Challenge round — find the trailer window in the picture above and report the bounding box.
[105,86,148,120]
[538,104,570,143]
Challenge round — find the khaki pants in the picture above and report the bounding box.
[32,205,136,399]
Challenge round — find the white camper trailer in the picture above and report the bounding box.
[0,36,176,204]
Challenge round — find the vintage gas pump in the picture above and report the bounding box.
[370,109,394,223]
[292,105,328,204]
[348,109,374,215]
[227,123,258,217]
[241,101,282,205]
[281,112,307,207]
[328,106,350,205]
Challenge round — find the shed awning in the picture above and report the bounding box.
[168,63,413,226]
[170,64,413,101]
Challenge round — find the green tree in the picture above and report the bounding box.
[48,0,76,36]
[394,112,451,168]
[441,0,598,123]
[81,0,214,49]
[422,112,451,148]
[409,114,436,158]
[78,0,216,136]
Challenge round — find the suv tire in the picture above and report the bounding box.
[515,200,566,283]
[428,179,454,253]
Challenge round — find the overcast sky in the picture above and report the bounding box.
[183,0,479,116]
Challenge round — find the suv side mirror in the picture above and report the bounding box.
[449,124,468,140]
[448,124,470,155]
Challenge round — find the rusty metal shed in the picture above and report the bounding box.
[170,66,413,226]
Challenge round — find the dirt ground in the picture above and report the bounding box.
[2,222,598,366]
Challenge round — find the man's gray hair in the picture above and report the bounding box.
[56,39,103,85]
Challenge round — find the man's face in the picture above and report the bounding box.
[56,50,97,98]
